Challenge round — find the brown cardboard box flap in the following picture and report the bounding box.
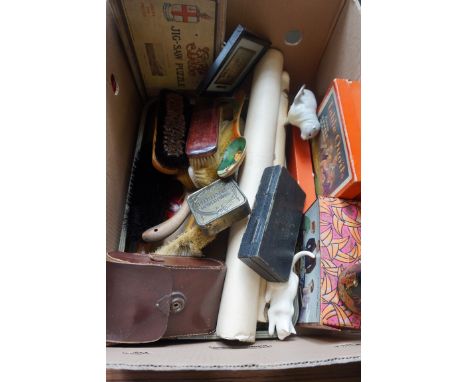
[106,336,361,371]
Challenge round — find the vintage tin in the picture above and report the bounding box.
[187,179,250,235]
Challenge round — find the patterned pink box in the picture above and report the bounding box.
[319,196,361,329]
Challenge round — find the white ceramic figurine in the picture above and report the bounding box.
[287,85,321,140]
[265,250,317,340]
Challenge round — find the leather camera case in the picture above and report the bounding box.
[106,251,226,344]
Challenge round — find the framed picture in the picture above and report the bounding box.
[197,24,270,94]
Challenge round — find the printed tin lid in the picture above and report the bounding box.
[187,178,249,228]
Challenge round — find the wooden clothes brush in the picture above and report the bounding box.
[141,197,190,243]
[188,119,232,188]
[185,104,221,171]
[186,95,246,188]
[175,168,196,191]
[123,100,176,253]
[152,90,191,174]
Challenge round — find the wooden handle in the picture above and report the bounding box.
[231,91,246,139]
[142,198,190,242]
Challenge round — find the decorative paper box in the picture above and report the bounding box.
[298,196,361,330]
[311,79,361,199]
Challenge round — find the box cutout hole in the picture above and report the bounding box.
[284,30,303,46]
[110,73,119,95]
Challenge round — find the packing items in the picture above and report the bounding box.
[106,251,226,343]
[118,0,225,95]
[311,79,361,199]
[197,24,270,95]
[298,196,361,330]
[188,178,250,236]
[287,126,317,213]
[216,49,284,343]
[238,165,305,282]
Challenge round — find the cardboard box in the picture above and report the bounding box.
[118,0,222,95]
[287,126,317,213]
[312,79,361,199]
[319,196,360,329]
[298,196,361,330]
[107,0,361,376]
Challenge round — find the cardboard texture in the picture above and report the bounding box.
[106,0,361,373]
[106,2,143,251]
[312,79,361,199]
[225,0,345,95]
[315,0,361,101]
[107,336,361,371]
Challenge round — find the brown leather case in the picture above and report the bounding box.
[106,251,226,344]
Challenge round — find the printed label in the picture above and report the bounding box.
[122,0,216,94]
[316,88,352,196]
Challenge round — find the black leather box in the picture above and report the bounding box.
[238,165,305,282]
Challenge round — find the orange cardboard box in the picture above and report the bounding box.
[312,79,361,199]
[287,127,317,213]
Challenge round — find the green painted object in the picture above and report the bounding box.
[217,137,247,178]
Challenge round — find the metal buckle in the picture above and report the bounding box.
[169,292,186,313]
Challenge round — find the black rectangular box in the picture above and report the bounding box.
[238,165,305,282]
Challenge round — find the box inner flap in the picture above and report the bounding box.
[226,0,345,96]
[315,0,361,101]
[106,1,143,251]
[107,336,360,371]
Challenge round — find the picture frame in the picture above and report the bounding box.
[197,24,271,94]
